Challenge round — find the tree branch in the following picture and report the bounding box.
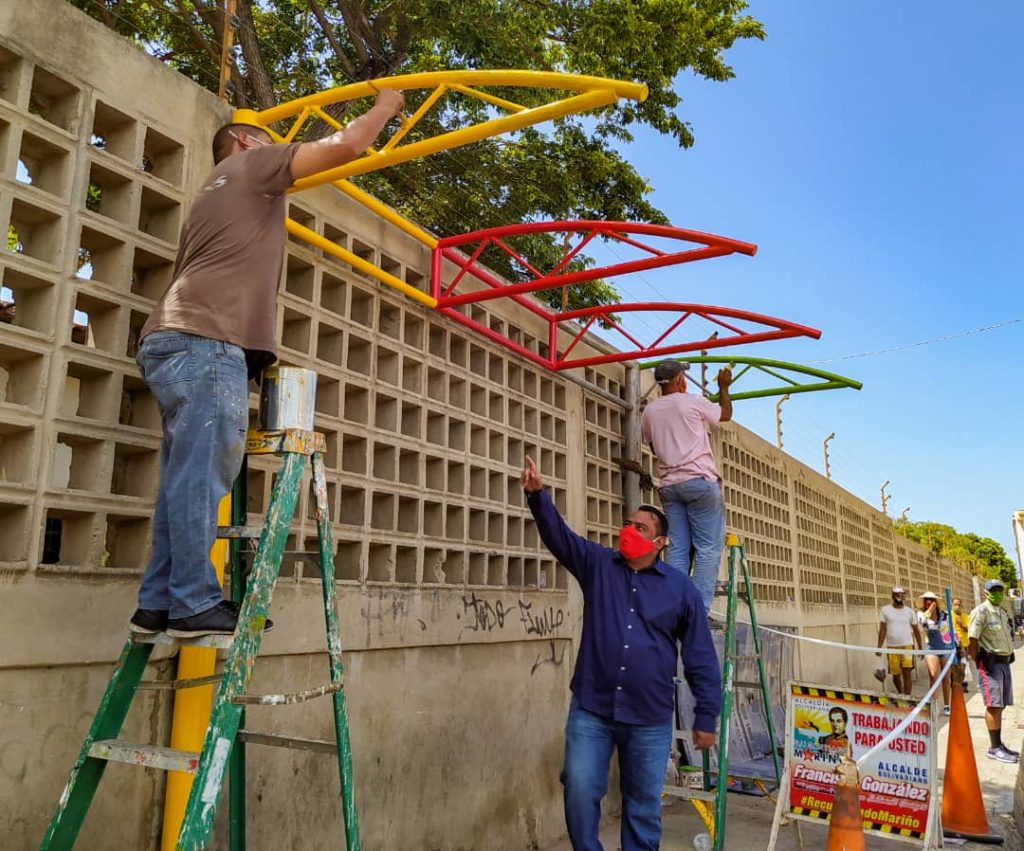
[306,0,356,80]
[233,0,277,110]
[335,0,371,68]
[174,0,221,65]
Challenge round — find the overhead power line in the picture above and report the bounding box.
[814,317,1023,364]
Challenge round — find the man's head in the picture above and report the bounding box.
[635,504,668,538]
[653,360,689,394]
[891,585,906,607]
[212,123,273,164]
[952,597,962,612]
[828,707,848,735]
[618,504,668,567]
[985,578,1005,605]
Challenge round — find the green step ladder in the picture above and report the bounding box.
[662,533,783,851]
[40,428,360,851]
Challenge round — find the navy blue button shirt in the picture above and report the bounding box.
[527,488,722,731]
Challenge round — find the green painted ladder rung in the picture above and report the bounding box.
[662,786,717,802]
[88,740,200,774]
[236,730,337,755]
[232,680,344,706]
[217,525,263,540]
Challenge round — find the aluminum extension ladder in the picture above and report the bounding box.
[39,428,360,851]
[663,533,783,851]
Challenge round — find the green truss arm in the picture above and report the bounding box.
[638,355,863,402]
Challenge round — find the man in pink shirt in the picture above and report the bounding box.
[640,360,732,612]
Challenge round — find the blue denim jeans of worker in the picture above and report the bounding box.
[659,478,725,612]
[135,332,248,619]
[561,696,673,851]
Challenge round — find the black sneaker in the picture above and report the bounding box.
[129,608,169,634]
[166,601,274,638]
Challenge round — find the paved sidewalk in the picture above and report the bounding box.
[541,655,1023,850]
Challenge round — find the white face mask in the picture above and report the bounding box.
[229,129,271,149]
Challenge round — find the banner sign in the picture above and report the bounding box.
[787,683,935,841]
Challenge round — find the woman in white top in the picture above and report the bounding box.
[917,591,953,714]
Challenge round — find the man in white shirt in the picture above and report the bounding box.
[876,585,923,695]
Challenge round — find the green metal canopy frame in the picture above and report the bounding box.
[638,355,863,402]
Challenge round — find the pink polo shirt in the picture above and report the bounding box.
[640,392,722,486]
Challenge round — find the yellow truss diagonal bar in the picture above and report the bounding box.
[282,107,311,142]
[311,106,344,132]
[234,70,647,191]
[285,217,437,307]
[380,84,449,153]
[448,82,526,113]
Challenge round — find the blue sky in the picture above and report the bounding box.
[595,2,1023,566]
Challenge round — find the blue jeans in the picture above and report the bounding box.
[136,332,248,618]
[659,478,725,612]
[562,696,673,851]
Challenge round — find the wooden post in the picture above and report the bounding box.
[218,0,238,101]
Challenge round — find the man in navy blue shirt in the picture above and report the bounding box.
[521,456,722,850]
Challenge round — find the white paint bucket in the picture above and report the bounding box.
[258,366,317,431]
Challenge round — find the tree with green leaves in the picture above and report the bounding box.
[69,0,763,312]
[895,520,1019,588]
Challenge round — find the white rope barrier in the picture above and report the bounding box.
[855,648,956,769]
[710,613,956,656]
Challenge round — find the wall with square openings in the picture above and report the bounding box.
[0,1,977,620]
[0,4,983,850]
[0,18,220,580]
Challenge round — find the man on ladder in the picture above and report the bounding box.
[128,87,404,638]
[38,87,407,851]
[640,359,733,613]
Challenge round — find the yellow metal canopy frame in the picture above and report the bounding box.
[233,71,648,306]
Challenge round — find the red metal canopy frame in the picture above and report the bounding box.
[429,221,820,371]
[430,220,758,308]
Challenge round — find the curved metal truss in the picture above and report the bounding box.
[441,301,821,372]
[639,355,862,401]
[234,71,647,190]
[431,221,757,308]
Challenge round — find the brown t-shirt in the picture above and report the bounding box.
[140,143,300,376]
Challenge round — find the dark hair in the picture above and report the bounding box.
[829,706,848,723]
[636,504,668,537]
[212,123,269,164]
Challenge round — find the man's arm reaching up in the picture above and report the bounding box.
[290,89,405,180]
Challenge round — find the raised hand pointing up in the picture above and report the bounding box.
[521,455,544,494]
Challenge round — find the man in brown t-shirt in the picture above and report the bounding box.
[130,89,404,638]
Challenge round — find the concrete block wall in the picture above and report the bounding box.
[0,1,979,849]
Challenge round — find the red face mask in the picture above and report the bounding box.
[618,525,657,560]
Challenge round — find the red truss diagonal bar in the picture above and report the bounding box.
[430,221,757,306]
[549,303,821,370]
[435,301,821,372]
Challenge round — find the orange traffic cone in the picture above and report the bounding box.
[941,682,1004,844]
[825,758,866,851]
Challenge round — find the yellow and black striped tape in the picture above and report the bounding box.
[790,806,829,820]
[790,808,923,839]
[790,684,913,709]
